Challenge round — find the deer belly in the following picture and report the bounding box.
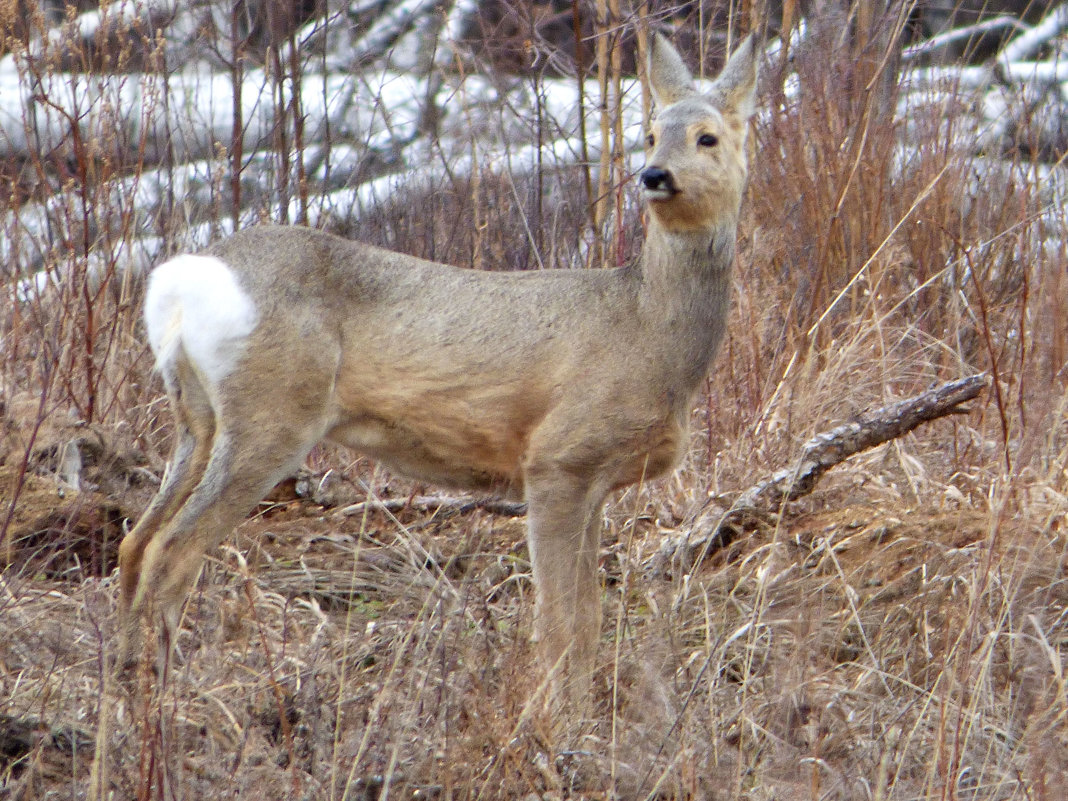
[327,402,532,496]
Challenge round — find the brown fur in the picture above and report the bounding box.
[117,32,760,720]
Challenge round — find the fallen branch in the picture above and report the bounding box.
[738,372,989,509]
[647,373,990,578]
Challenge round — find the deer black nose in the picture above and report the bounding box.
[641,167,676,193]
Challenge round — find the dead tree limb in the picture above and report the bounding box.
[647,373,990,578]
[738,372,989,509]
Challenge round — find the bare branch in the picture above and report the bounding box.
[647,373,990,578]
[738,372,989,510]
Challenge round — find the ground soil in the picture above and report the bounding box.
[1,410,1066,799]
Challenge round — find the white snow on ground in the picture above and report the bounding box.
[4,2,1068,306]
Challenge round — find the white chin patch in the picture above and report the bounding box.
[144,254,259,386]
[643,188,677,202]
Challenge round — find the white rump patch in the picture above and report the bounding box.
[144,254,259,386]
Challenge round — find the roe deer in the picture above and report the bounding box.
[117,31,759,712]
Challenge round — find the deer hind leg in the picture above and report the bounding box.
[523,461,609,719]
[129,370,335,665]
[117,358,215,664]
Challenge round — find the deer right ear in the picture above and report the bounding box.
[647,33,696,107]
[709,34,759,121]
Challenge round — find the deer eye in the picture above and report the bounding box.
[646,133,655,148]
[697,133,719,148]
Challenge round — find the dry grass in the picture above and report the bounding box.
[2,4,1068,800]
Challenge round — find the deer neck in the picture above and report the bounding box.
[631,217,737,388]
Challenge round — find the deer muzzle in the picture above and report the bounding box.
[641,167,678,200]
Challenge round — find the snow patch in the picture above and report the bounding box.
[144,255,259,388]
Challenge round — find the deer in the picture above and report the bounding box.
[116,30,760,716]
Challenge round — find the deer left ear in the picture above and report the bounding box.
[647,33,697,107]
[709,34,760,121]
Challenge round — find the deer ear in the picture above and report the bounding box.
[709,34,759,120]
[647,33,696,107]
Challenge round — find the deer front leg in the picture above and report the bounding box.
[523,464,608,720]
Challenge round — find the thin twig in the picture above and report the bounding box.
[337,495,527,519]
